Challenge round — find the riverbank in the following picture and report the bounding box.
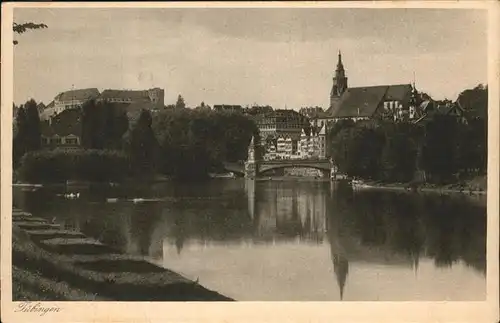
[355,175,487,196]
[12,209,233,301]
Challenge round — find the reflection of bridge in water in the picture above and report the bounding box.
[224,159,333,178]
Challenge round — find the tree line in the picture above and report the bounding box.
[13,97,259,182]
[329,87,487,185]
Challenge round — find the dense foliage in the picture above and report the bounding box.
[13,99,41,167]
[13,22,48,45]
[330,116,486,184]
[152,109,259,180]
[81,99,129,150]
[18,149,130,183]
[128,109,159,178]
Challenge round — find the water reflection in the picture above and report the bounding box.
[13,179,486,300]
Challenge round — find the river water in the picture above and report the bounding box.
[13,179,486,301]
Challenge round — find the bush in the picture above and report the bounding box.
[18,149,131,183]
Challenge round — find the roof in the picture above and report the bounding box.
[41,108,82,137]
[37,102,46,111]
[99,89,151,101]
[55,88,100,102]
[40,107,58,120]
[326,84,412,118]
[384,84,412,101]
[330,85,388,118]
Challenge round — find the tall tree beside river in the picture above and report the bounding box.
[13,99,41,167]
[81,99,129,150]
[152,108,258,180]
[129,109,159,178]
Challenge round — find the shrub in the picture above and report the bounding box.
[18,149,131,183]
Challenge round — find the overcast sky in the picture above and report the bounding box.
[13,7,487,109]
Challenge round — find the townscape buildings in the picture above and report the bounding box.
[33,51,475,154]
[39,87,165,150]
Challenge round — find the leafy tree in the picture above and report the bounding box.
[421,115,460,183]
[379,122,419,182]
[457,84,488,119]
[195,101,211,111]
[23,99,42,152]
[13,22,48,45]
[81,100,129,149]
[13,106,27,167]
[129,109,159,177]
[175,95,186,109]
[330,124,384,179]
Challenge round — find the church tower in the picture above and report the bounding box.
[330,51,348,109]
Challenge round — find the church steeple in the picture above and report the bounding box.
[336,51,345,75]
[330,50,348,109]
[333,254,349,300]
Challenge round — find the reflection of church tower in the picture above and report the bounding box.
[175,235,185,255]
[173,212,187,255]
[330,51,348,110]
[333,254,349,300]
[412,252,420,277]
[245,136,259,179]
[245,179,256,220]
[327,185,350,301]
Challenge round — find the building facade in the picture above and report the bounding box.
[97,88,164,108]
[254,109,326,161]
[40,87,165,121]
[41,108,82,150]
[41,88,100,121]
[313,51,421,128]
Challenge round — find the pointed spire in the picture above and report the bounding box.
[412,252,420,277]
[333,254,349,301]
[336,50,344,71]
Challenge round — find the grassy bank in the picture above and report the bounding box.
[358,175,487,195]
[12,211,233,301]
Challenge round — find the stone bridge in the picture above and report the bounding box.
[224,159,333,178]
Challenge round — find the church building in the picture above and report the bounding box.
[315,51,421,128]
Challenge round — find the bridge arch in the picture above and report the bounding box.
[259,163,331,175]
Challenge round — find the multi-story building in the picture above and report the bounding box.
[40,88,100,120]
[97,88,164,108]
[255,109,328,161]
[255,109,310,160]
[298,125,326,159]
[314,51,421,128]
[40,108,82,150]
[40,87,165,121]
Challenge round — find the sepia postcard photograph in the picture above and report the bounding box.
[1,1,499,323]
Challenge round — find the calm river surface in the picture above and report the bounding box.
[13,179,486,301]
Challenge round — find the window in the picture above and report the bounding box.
[65,138,78,145]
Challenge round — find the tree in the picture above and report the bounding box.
[13,22,48,45]
[175,95,186,109]
[129,109,159,177]
[81,100,129,149]
[24,99,42,152]
[457,84,488,120]
[195,101,211,111]
[379,122,419,182]
[330,124,384,179]
[101,103,129,149]
[421,115,460,183]
[13,106,27,167]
